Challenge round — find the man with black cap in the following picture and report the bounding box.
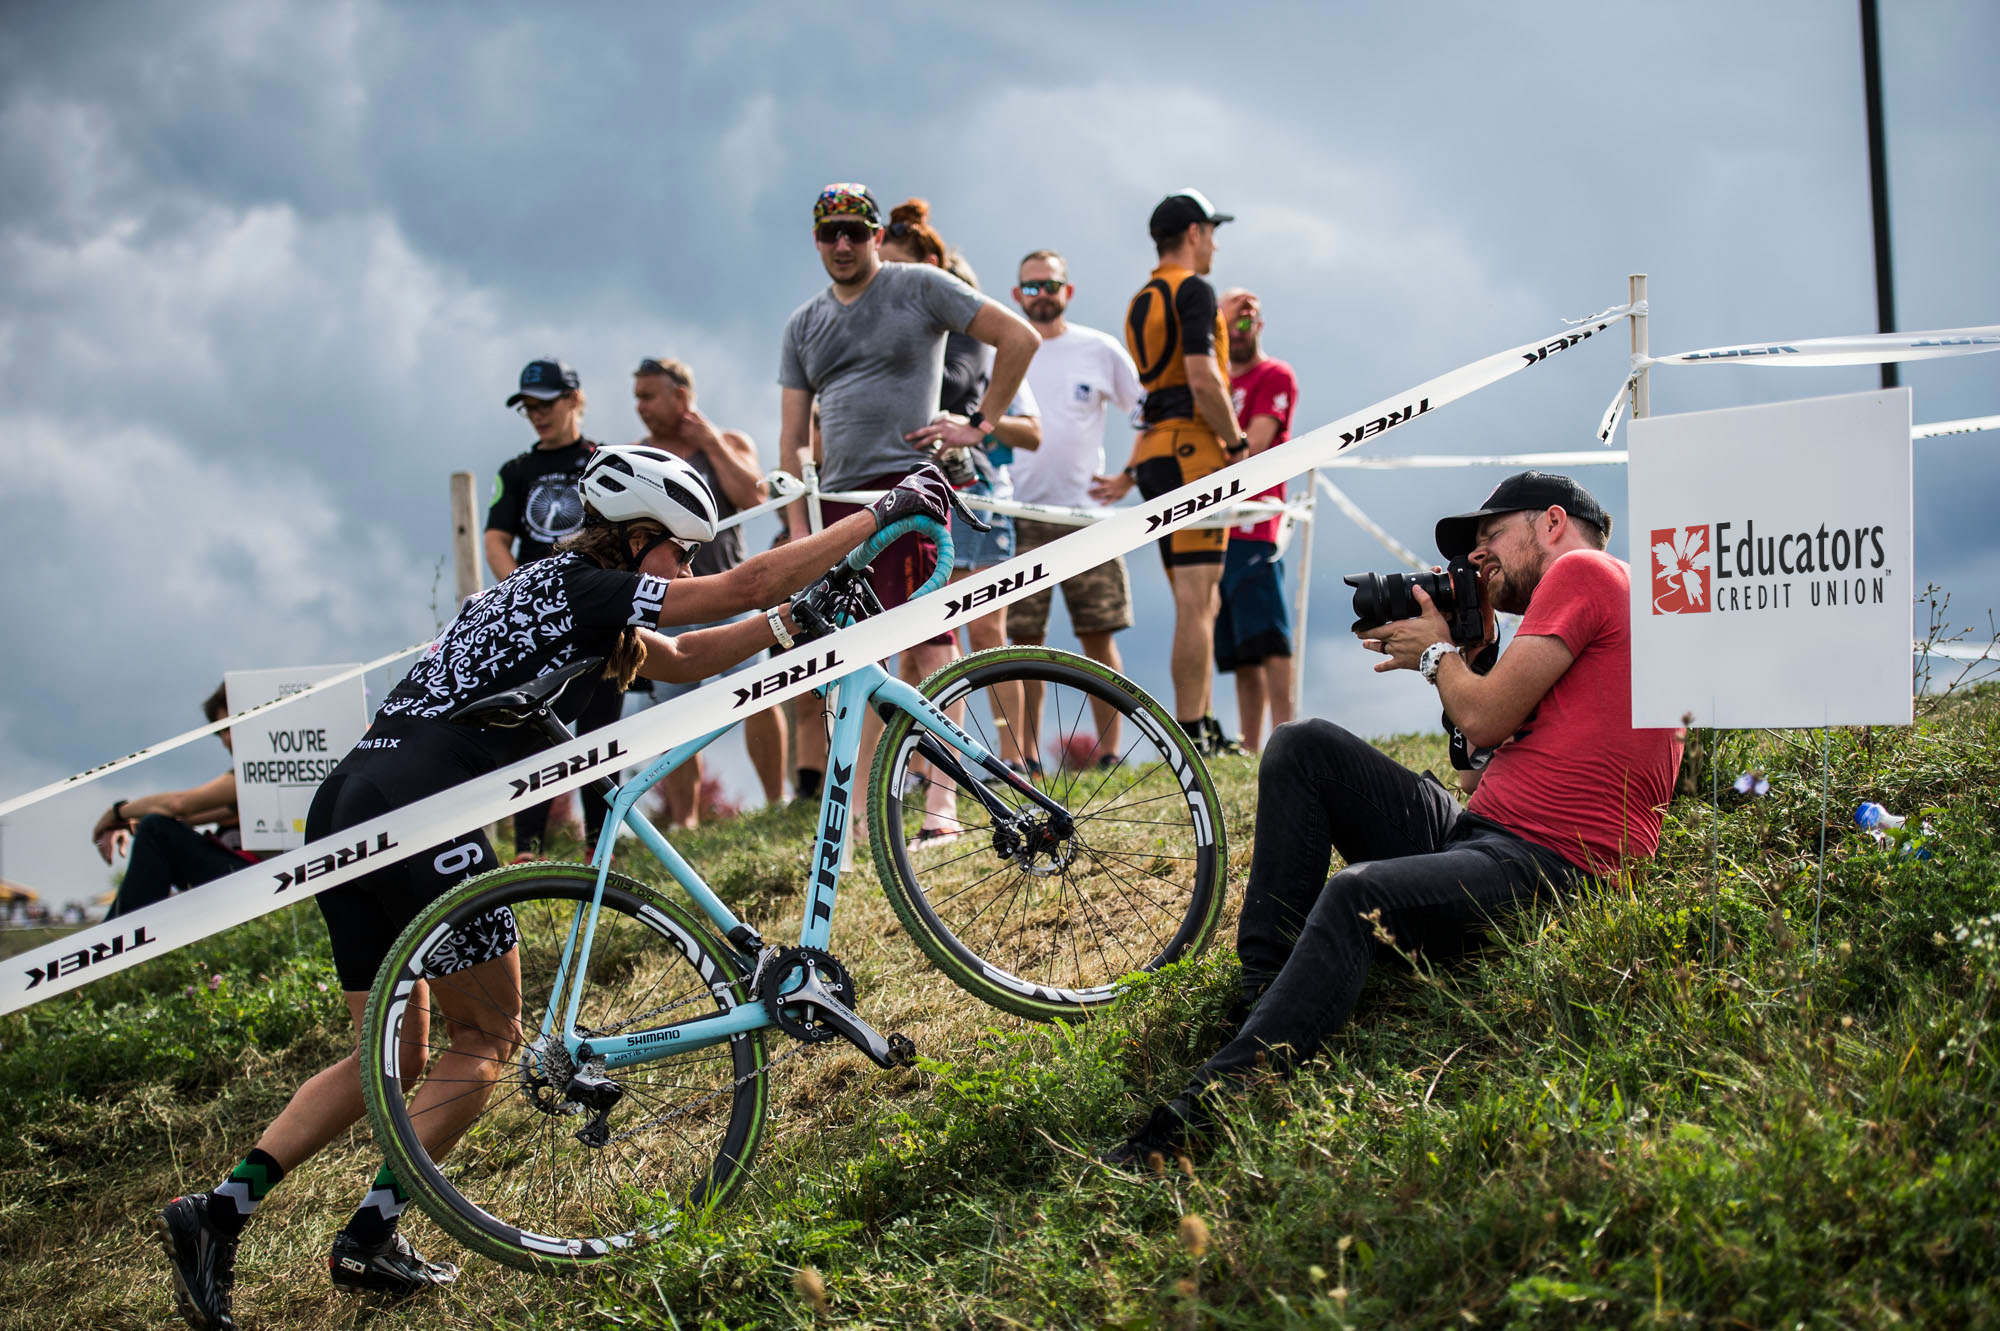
[1100,471,1685,1168]
[1090,188,1245,757]
[484,357,620,856]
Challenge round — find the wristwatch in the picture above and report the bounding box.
[965,409,987,434]
[766,606,794,651]
[1225,436,1249,456]
[1419,642,1455,685]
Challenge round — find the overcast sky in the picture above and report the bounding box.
[3,1,1995,905]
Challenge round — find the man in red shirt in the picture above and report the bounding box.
[1213,289,1299,751]
[1102,471,1683,1166]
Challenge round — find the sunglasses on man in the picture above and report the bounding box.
[1018,279,1065,296]
[515,396,569,416]
[814,220,875,246]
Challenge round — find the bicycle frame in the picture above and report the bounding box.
[539,655,1062,1074]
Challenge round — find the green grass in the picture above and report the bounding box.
[4,689,1998,1328]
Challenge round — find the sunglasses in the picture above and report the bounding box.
[1018,279,1065,296]
[668,538,702,565]
[1232,315,1257,332]
[815,220,875,246]
[515,396,568,415]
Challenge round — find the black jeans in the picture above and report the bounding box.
[106,815,248,918]
[1192,719,1588,1090]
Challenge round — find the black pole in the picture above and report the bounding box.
[1860,0,1898,390]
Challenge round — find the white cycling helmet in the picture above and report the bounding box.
[578,445,720,544]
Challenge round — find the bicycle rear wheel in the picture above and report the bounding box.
[360,863,767,1270]
[868,646,1227,1021]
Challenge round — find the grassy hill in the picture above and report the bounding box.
[3,688,1997,1329]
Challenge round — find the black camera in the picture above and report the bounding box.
[1344,558,1486,648]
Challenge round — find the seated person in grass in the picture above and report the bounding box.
[1102,472,1684,1168]
[94,684,259,919]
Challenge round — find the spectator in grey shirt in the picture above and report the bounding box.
[777,181,1038,840]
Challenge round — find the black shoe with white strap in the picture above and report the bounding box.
[328,1228,459,1299]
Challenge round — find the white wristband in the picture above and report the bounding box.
[766,606,794,651]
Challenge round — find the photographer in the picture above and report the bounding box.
[1101,472,1684,1168]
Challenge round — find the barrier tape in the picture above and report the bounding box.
[1639,324,2000,369]
[0,643,428,822]
[713,471,805,534]
[1918,642,1999,663]
[1313,473,1430,572]
[1913,415,1999,440]
[2,301,1635,1014]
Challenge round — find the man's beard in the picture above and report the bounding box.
[1487,554,1543,615]
[1025,298,1062,323]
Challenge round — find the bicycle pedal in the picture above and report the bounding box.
[887,1033,918,1067]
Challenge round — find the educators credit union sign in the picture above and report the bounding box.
[1628,388,1913,729]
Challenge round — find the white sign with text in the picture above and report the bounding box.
[226,664,367,851]
[1628,388,1912,729]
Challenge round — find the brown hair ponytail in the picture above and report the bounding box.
[556,512,664,689]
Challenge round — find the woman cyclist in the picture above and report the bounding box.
[157,448,955,1329]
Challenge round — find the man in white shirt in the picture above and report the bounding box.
[1006,249,1143,766]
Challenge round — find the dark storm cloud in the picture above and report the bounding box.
[1,0,1994,901]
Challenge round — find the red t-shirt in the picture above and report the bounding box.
[1229,358,1298,542]
[1467,550,1683,876]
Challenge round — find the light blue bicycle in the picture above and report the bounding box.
[360,514,1227,1268]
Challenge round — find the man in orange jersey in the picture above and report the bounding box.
[1090,189,1246,757]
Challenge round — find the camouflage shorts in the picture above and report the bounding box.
[1005,517,1134,639]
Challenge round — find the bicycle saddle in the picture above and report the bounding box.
[448,656,605,729]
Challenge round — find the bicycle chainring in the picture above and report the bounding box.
[761,945,857,1044]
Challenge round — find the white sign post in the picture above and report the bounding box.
[226,665,369,852]
[1628,388,1913,730]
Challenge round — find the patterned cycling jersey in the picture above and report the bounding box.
[377,552,668,721]
[1126,265,1228,426]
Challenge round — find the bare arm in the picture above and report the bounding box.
[779,387,814,538]
[92,771,239,841]
[688,414,767,511]
[1363,587,1575,750]
[1185,355,1244,451]
[636,608,795,684]
[990,411,1040,453]
[965,302,1040,428]
[1434,635,1574,750]
[1244,413,1283,455]
[485,529,518,580]
[653,511,875,625]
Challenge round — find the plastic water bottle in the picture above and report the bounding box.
[1855,802,1933,859]
[1853,802,1906,832]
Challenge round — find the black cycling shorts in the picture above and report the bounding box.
[306,721,519,992]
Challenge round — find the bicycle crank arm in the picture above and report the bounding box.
[913,733,1070,827]
[775,967,916,1069]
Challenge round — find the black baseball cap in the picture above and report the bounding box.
[1434,471,1611,558]
[1149,188,1234,242]
[506,358,581,406]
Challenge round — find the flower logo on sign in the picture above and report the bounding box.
[1650,525,1711,615]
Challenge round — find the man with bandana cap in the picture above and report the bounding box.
[775,182,1039,837]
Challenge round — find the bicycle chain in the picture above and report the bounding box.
[577,983,722,1040]
[603,1035,812,1148]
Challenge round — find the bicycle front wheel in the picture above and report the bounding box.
[360,863,768,1270]
[869,646,1227,1021]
